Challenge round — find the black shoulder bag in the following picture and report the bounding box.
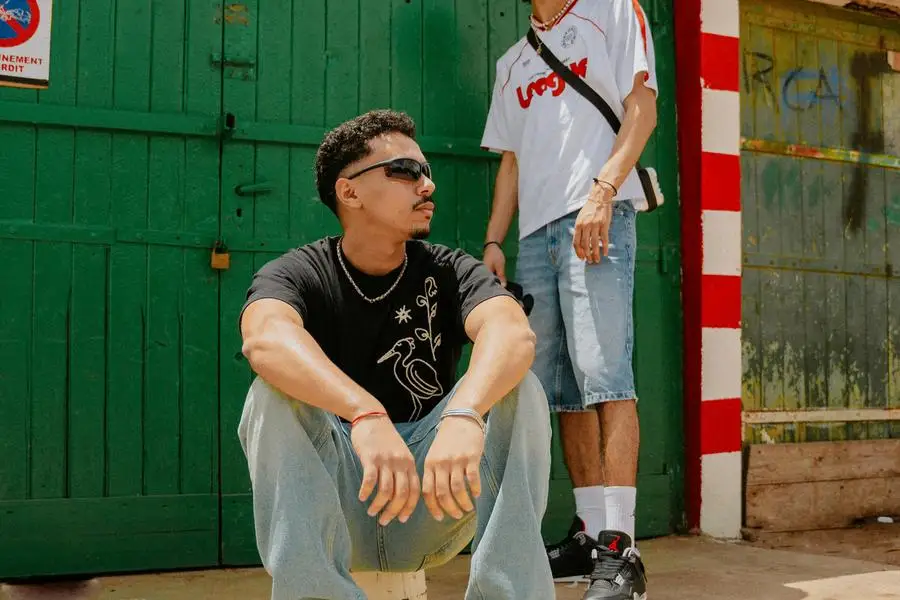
[526,28,663,212]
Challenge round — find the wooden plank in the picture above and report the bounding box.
[744,408,900,423]
[325,0,359,126]
[143,0,187,496]
[746,439,900,485]
[391,0,424,126]
[0,164,34,503]
[746,476,900,532]
[179,0,222,497]
[632,258,669,475]
[27,0,77,504]
[453,0,488,249]
[0,495,218,578]
[67,0,115,499]
[105,0,152,498]
[360,0,392,113]
[290,0,325,127]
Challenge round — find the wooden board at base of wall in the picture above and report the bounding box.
[744,439,900,532]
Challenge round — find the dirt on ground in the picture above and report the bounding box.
[744,522,900,567]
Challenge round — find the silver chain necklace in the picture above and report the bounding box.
[336,237,408,304]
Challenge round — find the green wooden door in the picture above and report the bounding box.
[0,0,223,578]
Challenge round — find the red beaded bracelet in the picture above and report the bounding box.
[350,411,388,428]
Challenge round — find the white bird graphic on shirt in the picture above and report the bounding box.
[377,337,443,421]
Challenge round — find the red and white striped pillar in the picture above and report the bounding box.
[675,0,742,538]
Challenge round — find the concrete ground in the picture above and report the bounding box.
[14,534,895,600]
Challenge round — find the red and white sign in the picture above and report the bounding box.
[0,0,52,89]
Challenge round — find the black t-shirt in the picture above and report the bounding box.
[241,237,513,422]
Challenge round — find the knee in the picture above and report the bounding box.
[493,371,552,441]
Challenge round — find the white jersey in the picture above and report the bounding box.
[481,0,658,239]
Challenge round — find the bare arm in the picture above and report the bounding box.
[595,75,658,190]
[449,295,536,416]
[482,152,519,285]
[419,294,535,522]
[484,151,519,245]
[240,298,386,421]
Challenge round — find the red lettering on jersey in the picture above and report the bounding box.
[516,58,589,109]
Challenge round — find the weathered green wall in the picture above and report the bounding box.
[741,0,900,443]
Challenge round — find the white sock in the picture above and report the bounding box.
[604,486,637,544]
[573,486,606,539]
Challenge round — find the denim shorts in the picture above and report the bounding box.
[516,202,637,412]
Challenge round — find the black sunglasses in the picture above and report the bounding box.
[346,157,432,182]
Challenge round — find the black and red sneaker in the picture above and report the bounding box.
[582,530,647,600]
[545,517,596,582]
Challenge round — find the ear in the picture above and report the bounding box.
[334,177,362,211]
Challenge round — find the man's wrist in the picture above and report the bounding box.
[483,240,503,251]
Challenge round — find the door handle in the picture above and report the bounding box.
[235,181,274,197]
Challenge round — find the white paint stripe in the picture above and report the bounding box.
[700,0,740,38]
[702,89,740,155]
[700,451,742,538]
[701,327,742,402]
[702,210,741,276]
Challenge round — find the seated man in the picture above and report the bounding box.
[238,109,554,600]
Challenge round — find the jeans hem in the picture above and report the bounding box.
[584,391,638,405]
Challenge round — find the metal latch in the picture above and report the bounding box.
[235,181,274,197]
[211,240,231,270]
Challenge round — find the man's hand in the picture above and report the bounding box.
[574,183,615,264]
[351,417,421,526]
[482,244,507,286]
[421,417,485,521]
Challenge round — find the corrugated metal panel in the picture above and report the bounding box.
[740,0,900,443]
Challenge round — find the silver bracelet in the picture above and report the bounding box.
[439,408,486,434]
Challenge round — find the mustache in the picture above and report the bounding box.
[413,196,434,209]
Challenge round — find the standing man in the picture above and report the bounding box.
[481,1,658,599]
[239,110,555,600]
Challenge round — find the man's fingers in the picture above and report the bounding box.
[465,461,482,499]
[367,466,393,517]
[421,467,444,521]
[589,224,602,263]
[358,462,378,502]
[601,224,610,258]
[450,465,474,513]
[573,223,586,260]
[379,469,409,526]
[434,465,464,519]
[399,470,421,523]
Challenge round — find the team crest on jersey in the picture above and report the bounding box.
[561,26,578,48]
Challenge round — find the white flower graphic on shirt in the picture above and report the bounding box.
[394,306,411,324]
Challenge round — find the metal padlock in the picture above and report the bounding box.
[211,241,231,270]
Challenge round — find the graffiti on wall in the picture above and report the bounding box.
[743,49,900,232]
[743,51,842,112]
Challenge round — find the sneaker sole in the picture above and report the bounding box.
[552,575,590,584]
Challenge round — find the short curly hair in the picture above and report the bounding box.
[314,110,417,214]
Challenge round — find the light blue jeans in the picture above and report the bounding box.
[517,202,638,412]
[237,372,553,600]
